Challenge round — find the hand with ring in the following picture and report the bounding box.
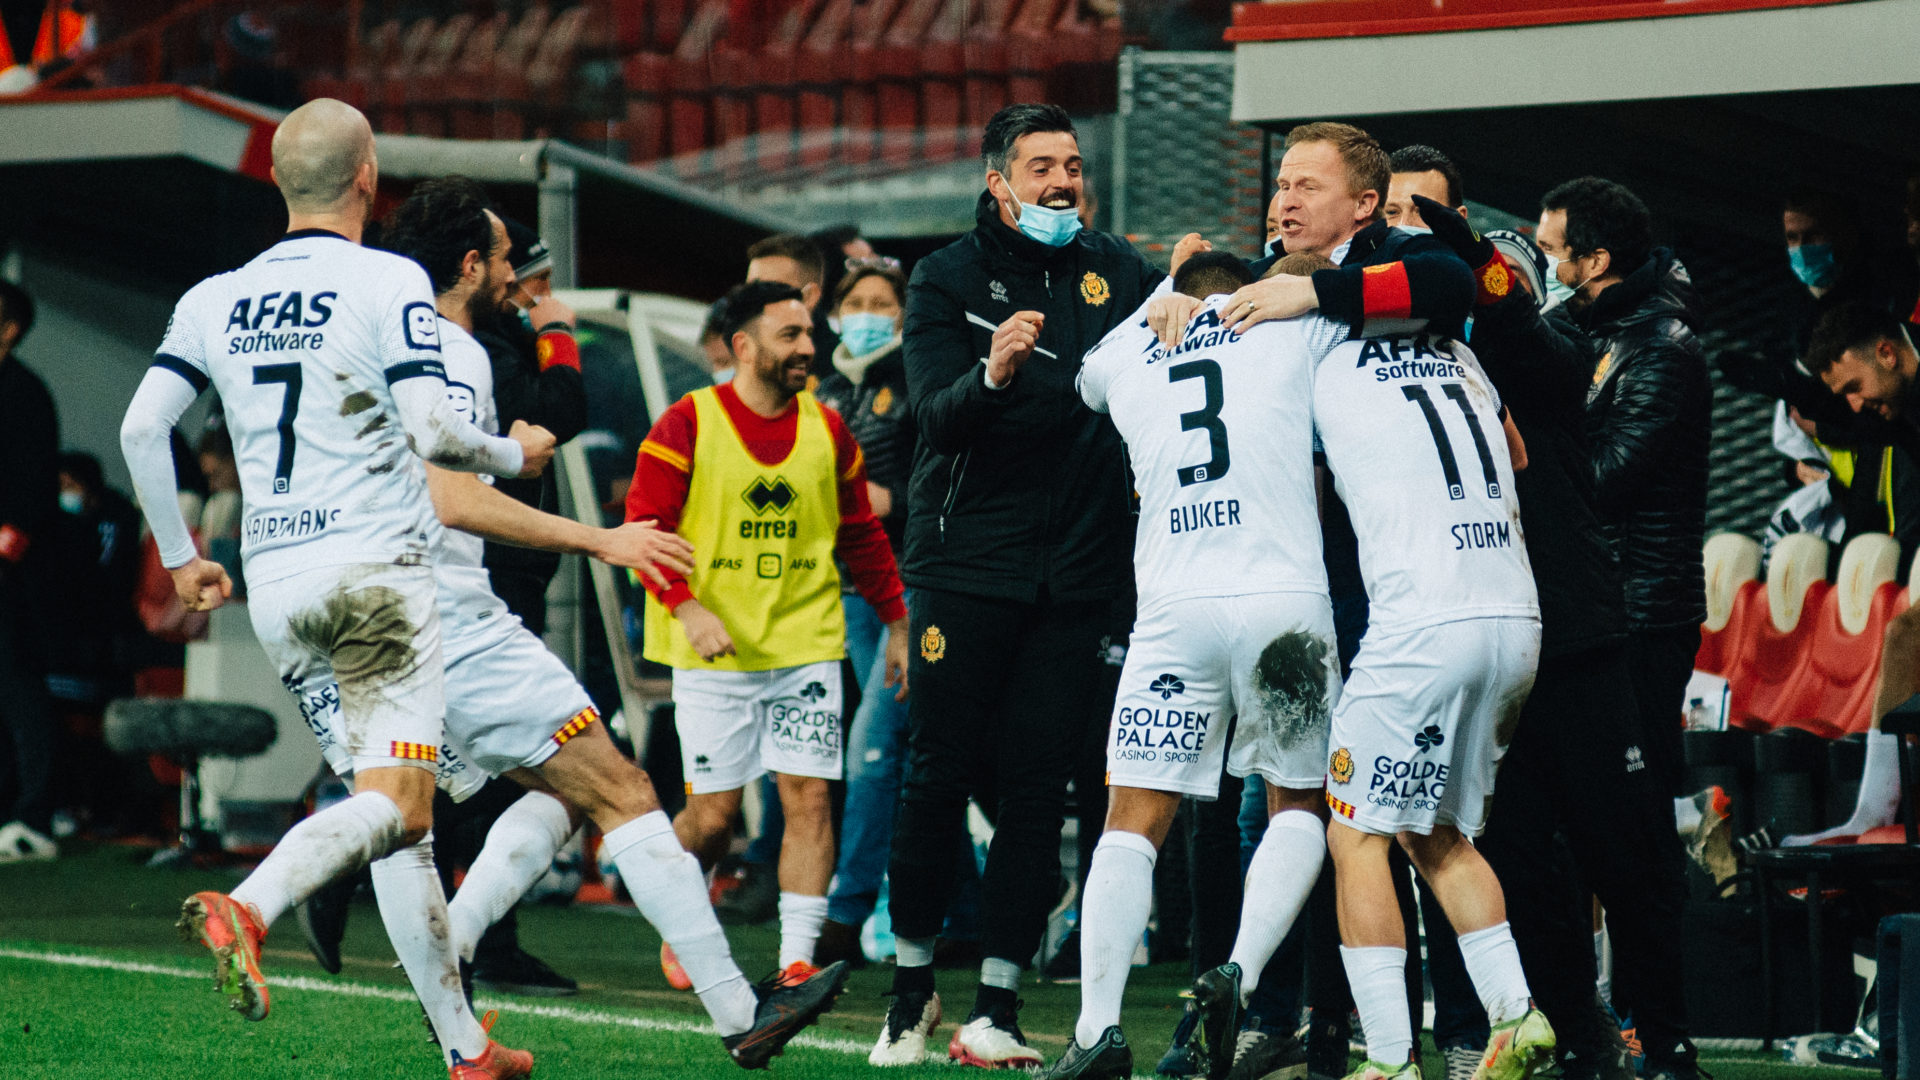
[1221,274,1318,333]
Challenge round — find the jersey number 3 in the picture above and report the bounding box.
[1402,383,1499,501]
[253,363,302,494]
[1171,359,1230,486]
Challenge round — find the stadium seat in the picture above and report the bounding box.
[960,0,1021,132]
[834,0,906,165]
[1797,534,1905,736]
[751,0,829,173]
[301,18,401,112]
[372,17,442,134]
[525,6,594,136]
[668,1,729,164]
[1697,531,1763,675]
[622,50,672,162]
[794,0,857,168]
[873,0,948,164]
[452,6,545,139]
[1725,533,1830,732]
[411,11,502,136]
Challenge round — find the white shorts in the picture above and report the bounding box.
[1325,617,1540,837]
[256,562,445,778]
[1106,592,1339,798]
[672,661,843,794]
[310,605,599,802]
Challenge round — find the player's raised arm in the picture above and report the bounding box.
[425,465,692,588]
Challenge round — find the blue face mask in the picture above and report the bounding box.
[712,367,735,385]
[58,490,84,515]
[1543,254,1577,308]
[1008,195,1082,247]
[1789,243,1836,290]
[1264,237,1281,259]
[839,312,897,358]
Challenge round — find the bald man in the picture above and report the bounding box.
[121,99,553,1079]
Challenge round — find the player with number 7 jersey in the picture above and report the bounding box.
[117,100,552,1047]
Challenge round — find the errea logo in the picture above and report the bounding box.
[742,476,796,516]
[989,280,1009,305]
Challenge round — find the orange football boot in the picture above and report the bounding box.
[177,891,270,1021]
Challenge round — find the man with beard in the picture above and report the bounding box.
[625,279,910,992]
[870,102,1163,1069]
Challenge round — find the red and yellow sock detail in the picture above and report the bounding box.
[549,707,599,749]
[389,741,439,762]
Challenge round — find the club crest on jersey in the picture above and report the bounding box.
[1080,272,1110,306]
[920,625,947,663]
[1329,747,1355,785]
[872,386,895,416]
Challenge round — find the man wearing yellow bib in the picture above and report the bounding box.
[626,280,910,988]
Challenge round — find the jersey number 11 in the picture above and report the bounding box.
[1402,383,1499,501]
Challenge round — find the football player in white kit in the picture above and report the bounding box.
[118,100,557,1072]
[306,177,850,1073]
[1040,252,1347,1080]
[1301,243,1554,1080]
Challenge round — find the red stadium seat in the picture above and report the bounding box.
[622,50,673,162]
[1775,535,1906,737]
[302,18,400,111]
[960,0,1021,131]
[451,6,549,139]
[794,0,857,168]
[1698,579,1764,678]
[524,7,594,136]
[752,0,827,173]
[837,0,906,165]
[874,0,947,163]
[668,2,729,165]
[373,18,442,134]
[1696,532,1763,675]
[1724,534,1830,732]
[412,12,502,136]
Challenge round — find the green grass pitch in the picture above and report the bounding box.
[0,844,1857,1079]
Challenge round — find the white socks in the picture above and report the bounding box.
[1075,831,1158,1046]
[1457,922,1533,1026]
[1342,945,1413,1065]
[372,836,489,1064]
[232,790,406,928]
[448,792,575,962]
[1787,729,1901,845]
[895,935,936,969]
[602,811,757,1035]
[777,892,829,970]
[1673,796,1702,833]
[1228,810,1326,1002]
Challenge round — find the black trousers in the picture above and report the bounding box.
[1478,642,1691,1063]
[0,582,53,833]
[1625,624,1699,801]
[889,587,1110,967]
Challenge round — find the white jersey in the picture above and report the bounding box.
[431,317,517,630]
[155,231,446,586]
[1080,295,1345,612]
[1312,332,1538,635]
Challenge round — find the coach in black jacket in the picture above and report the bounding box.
[880,103,1162,1058]
[1541,178,1710,805]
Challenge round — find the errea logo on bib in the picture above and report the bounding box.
[403,302,440,351]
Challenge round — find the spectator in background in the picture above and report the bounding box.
[747,233,839,370]
[701,298,737,382]
[1381,144,1465,231]
[873,102,1163,1068]
[0,277,60,862]
[195,415,242,576]
[811,223,876,318]
[1791,303,1920,846]
[1538,177,1710,814]
[43,451,142,836]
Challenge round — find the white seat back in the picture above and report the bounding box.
[1836,534,1900,635]
[1703,531,1762,632]
[1766,532,1829,634]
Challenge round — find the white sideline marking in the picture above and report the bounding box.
[0,946,871,1056]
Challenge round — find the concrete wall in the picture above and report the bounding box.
[6,246,210,497]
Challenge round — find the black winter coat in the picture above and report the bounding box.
[815,340,913,552]
[478,315,589,586]
[901,191,1164,603]
[1576,249,1711,630]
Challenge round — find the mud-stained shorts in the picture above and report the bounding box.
[307,602,598,802]
[1106,592,1339,798]
[257,562,446,778]
[1324,617,1540,837]
[671,661,843,794]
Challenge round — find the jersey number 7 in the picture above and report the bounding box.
[253,363,302,494]
[1402,383,1499,501]
[1171,359,1230,486]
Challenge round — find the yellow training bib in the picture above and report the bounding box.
[643,388,847,671]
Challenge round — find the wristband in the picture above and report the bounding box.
[536,328,581,372]
[0,524,27,563]
[1471,251,1516,308]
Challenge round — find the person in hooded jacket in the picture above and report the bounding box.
[872,102,1164,1068]
[1536,177,1710,810]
